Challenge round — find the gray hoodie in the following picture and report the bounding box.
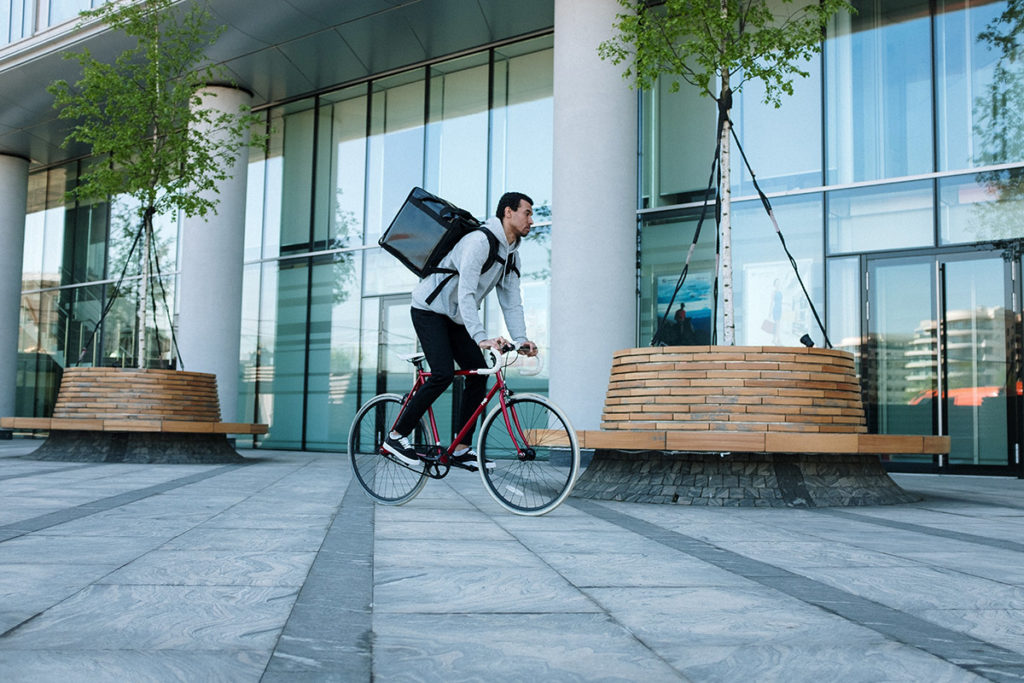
[411,216,527,344]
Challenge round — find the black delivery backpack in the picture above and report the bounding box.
[378,187,483,278]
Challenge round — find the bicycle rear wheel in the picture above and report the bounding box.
[477,393,580,515]
[349,394,430,505]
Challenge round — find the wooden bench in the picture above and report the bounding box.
[570,346,949,507]
[2,368,267,463]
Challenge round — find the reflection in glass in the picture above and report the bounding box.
[491,38,554,212]
[48,0,93,27]
[827,256,861,371]
[962,0,1024,169]
[427,55,489,217]
[305,252,364,449]
[935,0,1015,170]
[864,258,936,465]
[639,212,717,346]
[317,86,367,251]
[366,71,426,241]
[280,107,316,249]
[826,0,933,183]
[939,170,1024,243]
[828,181,934,254]
[731,195,824,347]
[263,259,308,449]
[942,258,1010,465]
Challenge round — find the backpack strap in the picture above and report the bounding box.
[424,268,458,305]
[422,229,518,305]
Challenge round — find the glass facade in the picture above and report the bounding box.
[640,0,1024,472]
[15,35,554,452]
[1,0,103,45]
[11,1,1024,472]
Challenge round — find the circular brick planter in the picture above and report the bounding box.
[26,368,247,464]
[571,346,920,507]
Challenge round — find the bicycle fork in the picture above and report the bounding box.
[499,393,535,461]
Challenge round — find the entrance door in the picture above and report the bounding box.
[865,250,1017,473]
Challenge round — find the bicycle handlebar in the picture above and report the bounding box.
[477,343,543,376]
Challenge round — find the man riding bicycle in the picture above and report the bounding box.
[385,192,539,470]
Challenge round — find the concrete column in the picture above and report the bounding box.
[177,87,252,422]
[550,0,637,429]
[0,155,29,421]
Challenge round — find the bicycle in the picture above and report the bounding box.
[348,345,580,516]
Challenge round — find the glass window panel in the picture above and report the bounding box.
[491,39,554,214]
[366,71,426,243]
[647,79,718,207]
[238,263,261,432]
[939,169,1024,244]
[356,297,380,410]
[48,0,92,27]
[261,259,308,449]
[827,256,862,370]
[826,0,933,183]
[730,55,824,196]
[828,180,934,253]
[731,195,825,347]
[640,212,717,346]
[427,55,489,217]
[305,251,364,449]
[317,87,368,251]
[936,0,1024,170]
[244,120,268,263]
[280,107,316,249]
[40,167,69,289]
[262,109,285,259]
[98,284,137,366]
[16,291,61,417]
[361,247,417,297]
[23,173,47,285]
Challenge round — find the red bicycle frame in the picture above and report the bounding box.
[395,360,530,464]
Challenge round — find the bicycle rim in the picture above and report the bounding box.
[349,394,429,505]
[478,394,580,515]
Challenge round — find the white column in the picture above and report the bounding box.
[177,87,252,422]
[0,155,29,421]
[550,0,637,430]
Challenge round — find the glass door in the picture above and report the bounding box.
[865,250,1017,472]
[376,295,417,396]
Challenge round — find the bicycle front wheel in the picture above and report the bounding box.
[349,393,430,505]
[477,394,580,516]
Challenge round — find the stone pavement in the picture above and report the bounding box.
[1,439,1023,682]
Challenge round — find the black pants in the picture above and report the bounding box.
[392,308,488,442]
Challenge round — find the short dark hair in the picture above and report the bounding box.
[496,191,533,220]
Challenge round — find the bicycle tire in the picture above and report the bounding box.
[477,393,580,515]
[348,393,430,505]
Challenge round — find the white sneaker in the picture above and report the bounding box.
[383,434,420,467]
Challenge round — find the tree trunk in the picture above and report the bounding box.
[137,208,153,369]
[719,71,734,345]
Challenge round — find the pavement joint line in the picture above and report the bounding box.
[569,498,1024,682]
[262,475,373,680]
[0,463,244,543]
[0,463,100,481]
[815,508,1024,554]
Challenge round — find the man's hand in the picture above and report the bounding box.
[518,341,538,357]
[479,337,512,352]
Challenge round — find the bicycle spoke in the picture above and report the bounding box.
[478,395,579,515]
[349,395,430,505]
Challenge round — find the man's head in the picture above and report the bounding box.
[496,191,534,241]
